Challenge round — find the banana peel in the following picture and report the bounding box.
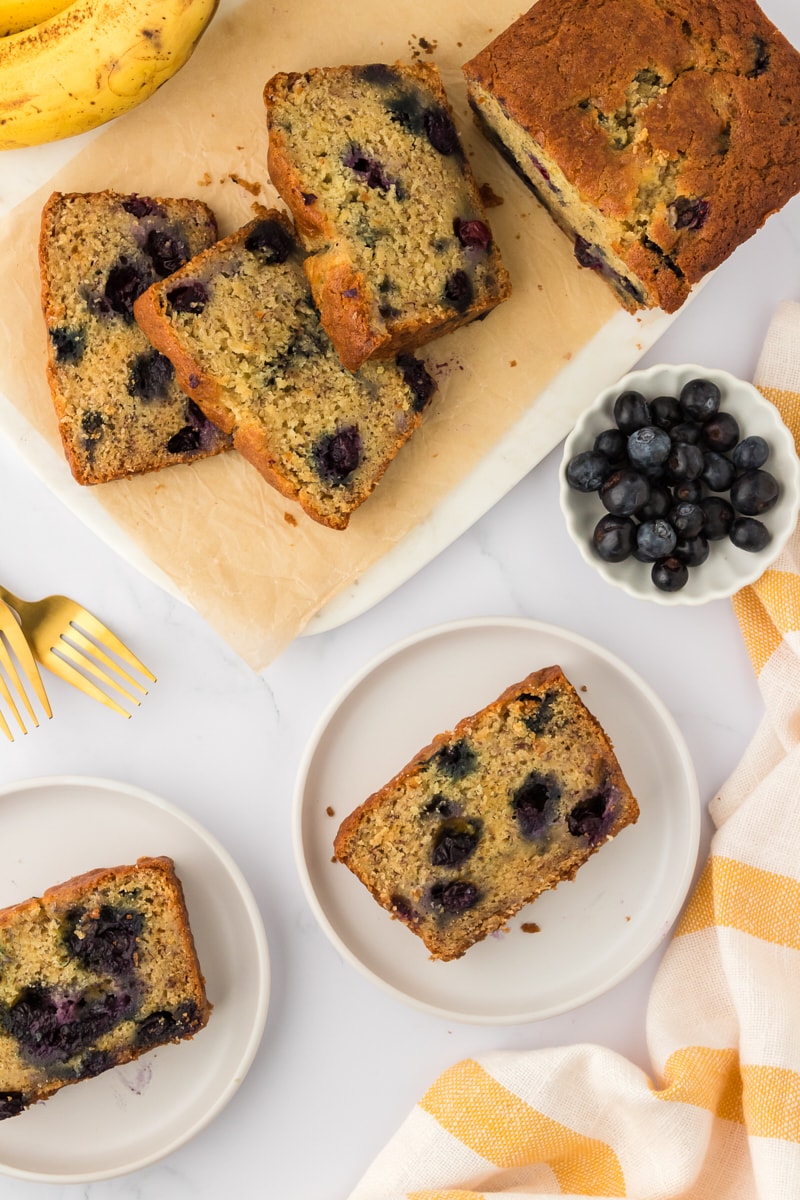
[0,0,220,150]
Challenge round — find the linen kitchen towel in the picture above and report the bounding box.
[348,300,800,1200]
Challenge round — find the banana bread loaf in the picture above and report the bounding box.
[264,62,512,371]
[0,856,211,1119]
[134,210,438,530]
[334,665,639,961]
[39,190,230,485]
[463,0,800,313]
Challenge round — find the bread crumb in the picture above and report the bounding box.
[510,360,517,367]
[521,922,541,934]
[284,512,298,526]
[197,172,212,187]
[228,173,262,196]
[479,181,504,208]
[326,806,335,817]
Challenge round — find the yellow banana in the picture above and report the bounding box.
[0,0,220,150]
[0,0,70,37]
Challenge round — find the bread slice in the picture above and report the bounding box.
[0,856,211,1119]
[264,62,511,371]
[134,210,438,530]
[39,190,230,484]
[334,665,639,961]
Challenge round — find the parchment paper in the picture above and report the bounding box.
[0,0,620,670]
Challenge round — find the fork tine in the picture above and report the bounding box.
[0,645,26,733]
[68,610,156,684]
[54,638,142,708]
[0,704,12,742]
[0,612,52,720]
[38,646,132,718]
[65,626,149,695]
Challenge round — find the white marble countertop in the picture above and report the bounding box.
[0,2,799,1194]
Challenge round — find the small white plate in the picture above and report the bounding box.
[293,618,699,1025]
[0,776,270,1183]
[559,363,800,604]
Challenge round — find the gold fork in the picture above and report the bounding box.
[0,586,156,718]
[0,597,51,740]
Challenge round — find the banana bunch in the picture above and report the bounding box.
[0,0,219,150]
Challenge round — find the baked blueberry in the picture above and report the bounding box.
[431,819,482,867]
[167,425,202,454]
[424,106,459,154]
[122,196,163,219]
[81,411,104,438]
[430,880,480,913]
[443,269,473,312]
[136,1000,202,1048]
[312,425,363,484]
[244,218,296,262]
[128,349,174,401]
[145,228,188,278]
[435,739,477,779]
[64,905,144,977]
[397,353,436,412]
[454,217,492,251]
[512,771,559,838]
[0,1092,25,1120]
[167,281,208,314]
[0,983,136,1066]
[104,261,149,320]
[567,792,612,843]
[668,197,710,230]
[50,326,86,364]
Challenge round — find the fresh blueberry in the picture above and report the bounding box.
[167,281,208,314]
[669,420,701,445]
[637,518,677,560]
[511,772,559,838]
[627,425,671,470]
[730,469,779,515]
[638,483,673,520]
[443,269,473,312]
[566,449,611,492]
[730,517,771,552]
[599,468,650,516]
[396,353,436,411]
[64,905,143,977]
[613,390,651,434]
[701,451,736,492]
[593,428,627,466]
[672,479,704,503]
[674,534,710,566]
[733,435,769,473]
[312,424,363,484]
[651,556,689,592]
[145,229,188,277]
[665,442,704,483]
[650,394,682,430]
[50,326,86,364]
[592,514,636,562]
[701,495,735,539]
[424,106,459,154]
[702,411,740,452]
[679,378,721,421]
[669,501,705,537]
[128,350,174,401]
[431,820,482,867]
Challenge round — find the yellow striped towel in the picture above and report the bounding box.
[348,301,800,1200]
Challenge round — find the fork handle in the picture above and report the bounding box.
[0,584,30,618]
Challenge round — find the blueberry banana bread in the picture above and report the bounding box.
[0,856,211,1120]
[39,191,230,485]
[134,210,438,530]
[263,62,512,372]
[463,0,800,313]
[334,665,639,961]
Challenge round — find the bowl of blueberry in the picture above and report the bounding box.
[560,364,800,603]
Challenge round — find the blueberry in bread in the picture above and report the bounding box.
[334,666,639,961]
[39,191,230,485]
[263,62,512,372]
[463,0,800,313]
[133,210,438,530]
[0,856,211,1119]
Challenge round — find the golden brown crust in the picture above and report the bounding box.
[463,0,800,313]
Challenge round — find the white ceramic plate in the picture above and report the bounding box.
[559,363,800,605]
[293,618,699,1024]
[0,776,270,1184]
